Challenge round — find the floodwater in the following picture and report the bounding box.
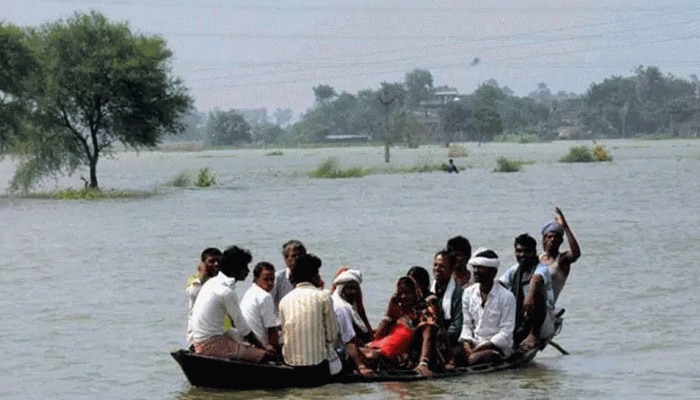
[1,139,698,400]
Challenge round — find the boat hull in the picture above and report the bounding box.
[171,348,539,390]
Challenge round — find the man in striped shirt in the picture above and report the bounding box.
[279,253,337,378]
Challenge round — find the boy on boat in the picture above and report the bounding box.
[240,261,281,354]
[190,245,275,362]
[185,247,221,347]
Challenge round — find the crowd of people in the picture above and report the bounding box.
[184,207,580,378]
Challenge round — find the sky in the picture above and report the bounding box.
[3,0,699,115]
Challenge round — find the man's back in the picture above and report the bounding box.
[279,282,337,366]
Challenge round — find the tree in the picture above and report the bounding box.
[313,84,337,103]
[10,12,191,191]
[205,109,251,145]
[0,23,41,151]
[442,101,471,144]
[472,107,503,145]
[405,69,433,110]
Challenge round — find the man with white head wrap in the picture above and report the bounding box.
[329,268,376,378]
[457,247,516,366]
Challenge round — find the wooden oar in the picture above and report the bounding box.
[549,340,569,355]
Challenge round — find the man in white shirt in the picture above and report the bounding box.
[240,261,280,351]
[190,245,273,362]
[458,247,516,366]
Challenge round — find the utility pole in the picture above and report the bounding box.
[379,89,395,163]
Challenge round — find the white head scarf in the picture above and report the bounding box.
[331,269,367,333]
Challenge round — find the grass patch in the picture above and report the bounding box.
[167,170,192,187]
[494,133,543,143]
[156,142,206,152]
[20,188,154,200]
[386,160,448,174]
[310,157,370,178]
[560,145,595,163]
[447,144,468,158]
[560,143,613,163]
[195,168,216,187]
[265,150,284,156]
[494,157,531,172]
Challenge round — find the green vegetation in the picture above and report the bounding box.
[494,133,542,143]
[195,168,216,187]
[385,160,447,174]
[447,143,468,158]
[560,145,595,162]
[310,157,370,178]
[2,12,191,193]
[494,157,530,172]
[560,143,613,163]
[265,150,284,156]
[167,171,191,187]
[21,188,152,200]
[310,157,450,179]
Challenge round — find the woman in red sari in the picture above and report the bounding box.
[360,276,438,377]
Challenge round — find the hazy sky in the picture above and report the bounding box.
[3,1,699,114]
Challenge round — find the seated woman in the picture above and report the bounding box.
[407,266,454,370]
[360,276,438,377]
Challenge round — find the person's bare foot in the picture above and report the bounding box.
[520,333,539,351]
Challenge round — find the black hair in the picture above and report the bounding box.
[407,266,430,297]
[514,233,537,252]
[434,249,456,269]
[200,247,222,261]
[290,253,321,284]
[218,245,252,277]
[252,261,275,279]
[446,235,471,257]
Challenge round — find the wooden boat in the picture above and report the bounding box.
[171,346,542,390]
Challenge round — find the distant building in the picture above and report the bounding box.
[325,134,372,142]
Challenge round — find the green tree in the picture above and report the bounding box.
[205,109,251,145]
[472,107,503,145]
[405,69,433,110]
[313,84,337,104]
[0,23,41,151]
[442,101,471,144]
[10,12,191,191]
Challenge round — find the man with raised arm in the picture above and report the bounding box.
[539,207,581,305]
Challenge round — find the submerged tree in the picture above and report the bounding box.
[10,12,191,191]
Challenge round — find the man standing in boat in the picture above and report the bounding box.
[499,234,556,350]
[539,207,581,305]
[457,248,516,366]
[279,253,337,379]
